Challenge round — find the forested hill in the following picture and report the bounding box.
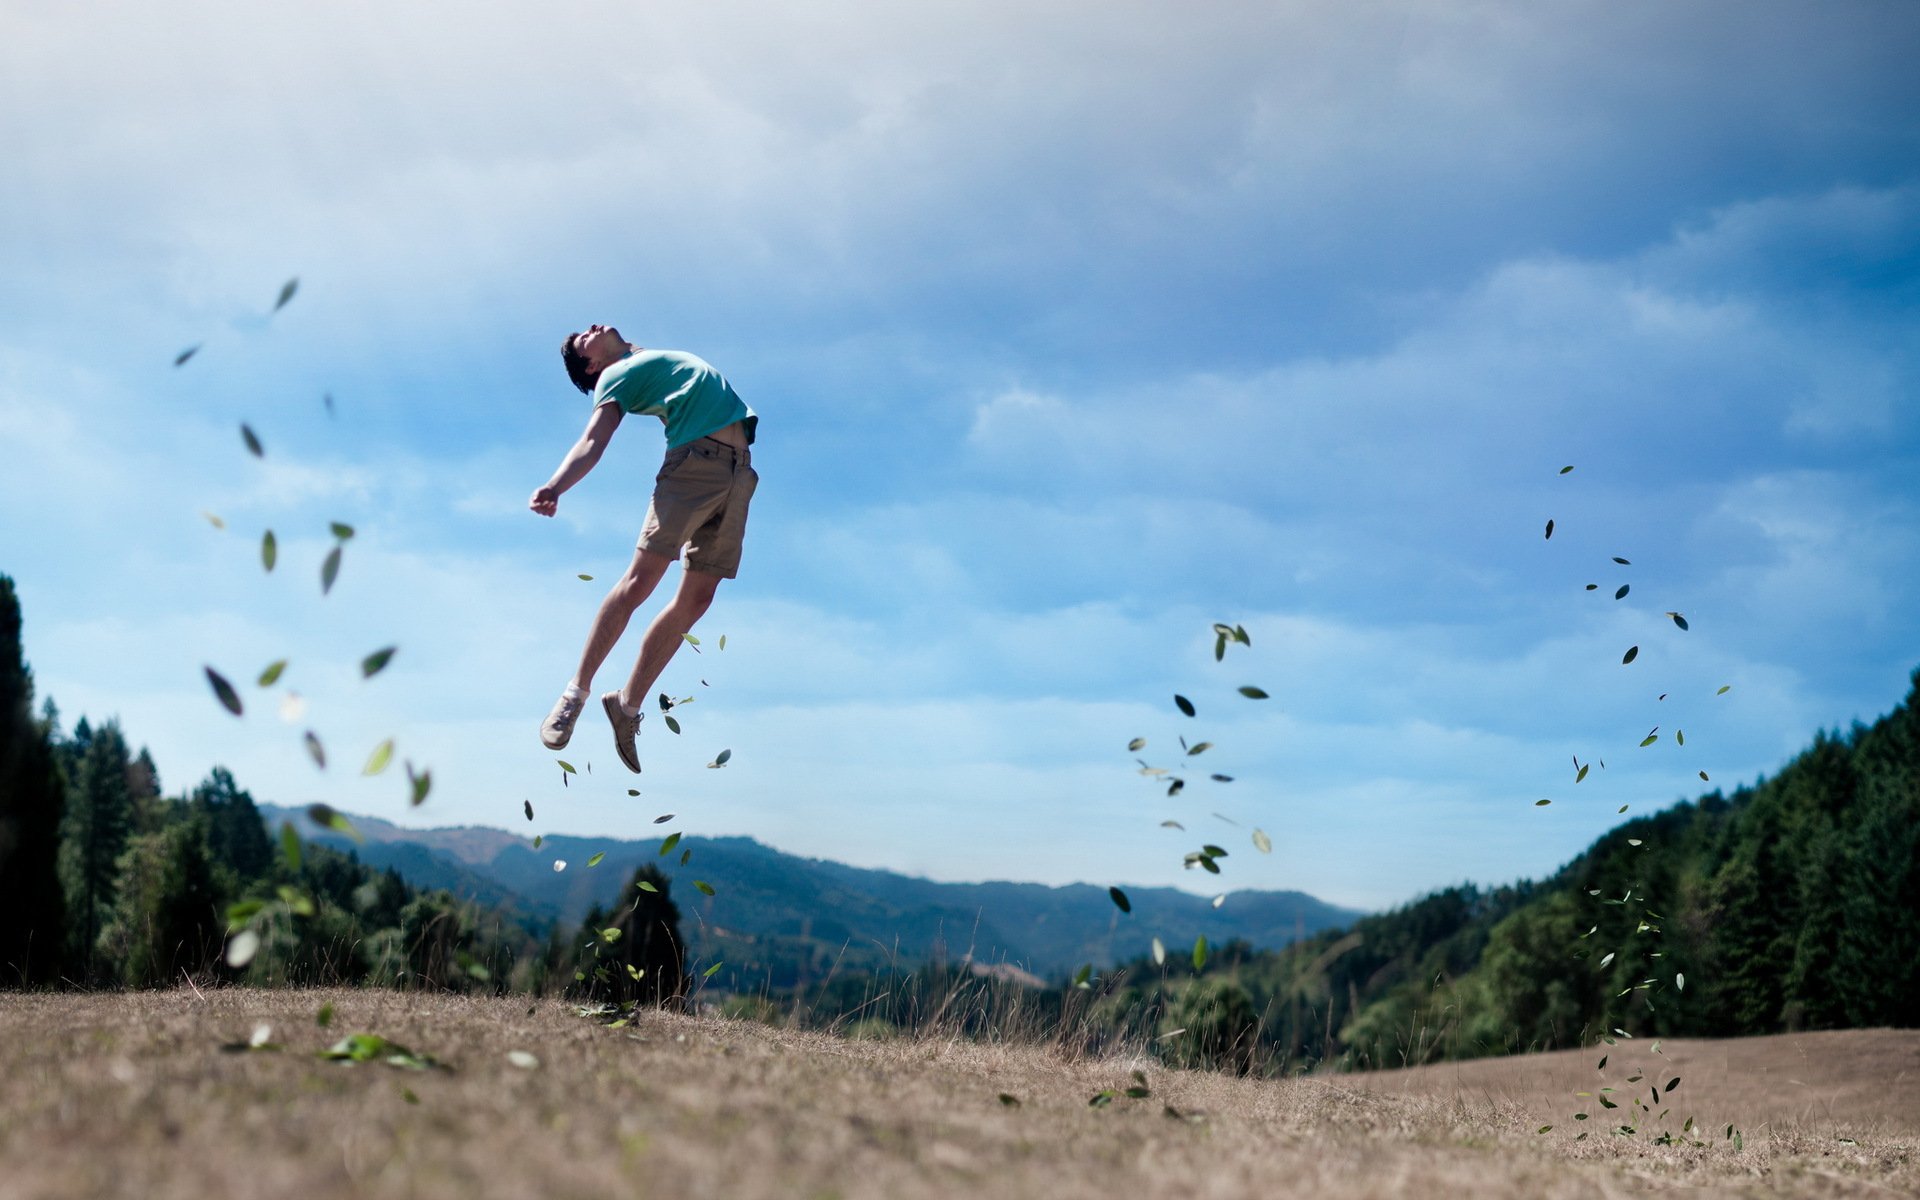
[1163,668,1920,1071]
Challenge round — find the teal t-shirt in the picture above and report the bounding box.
[592,349,757,448]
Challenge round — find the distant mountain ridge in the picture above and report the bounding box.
[258,805,1365,984]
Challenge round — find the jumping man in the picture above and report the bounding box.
[530,324,759,772]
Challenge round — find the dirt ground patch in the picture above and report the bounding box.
[0,990,1912,1199]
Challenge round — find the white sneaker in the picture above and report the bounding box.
[541,690,585,750]
[602,692,643,773]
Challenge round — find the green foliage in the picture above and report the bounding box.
[571,863,684,1008]
[56,718,136,979]
[0,576,67,984]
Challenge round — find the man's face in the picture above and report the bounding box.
[571,324,627,373]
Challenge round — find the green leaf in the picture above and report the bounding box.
[718,635,727,650]
[1252,828,1272,854]
[1192,935,1208,972]
[587,852,605,868]
[1233,625,1251,645]
[635,880,658,893]
[524,799,534,821]
[1214,634,1226,662]
[702,962,723,979]
[1088,1090,1115,1108]
[659,832,682,856]
[241,423,264,457]
[1664,1077,1680,1093]
[258,659,288,687]
[533,836,543,848]
[1125,1087,1151,1099]
[1576,763,1590,784]
[1640,734,1658,747]
[682,633,701,646]
[1615,584,1629,600]
[276,885,315,917]
[273,278,299,311]
[1535,798,1551,806]
[664,715,682,735]
[708,748,732,768]
[1668,612,1689,631]
[280,822,301,871]
[316,1003,335,1029]
[1237,686,1269,699]
[1613,557,1631,565]
[577,574,593,581]
[1186,742,1212,755]
[362,738,394,776]
[361,646,396,677]
[599,927,622,943]
[174,344,200,367]
[1211,774,1234,782]
[652,810,670,820]
[1108,886,1131,914]
[1072,964,1092,988]
[1128,737,1146,752]
[694,880,715,896]
[330,522,355,541]
[226,899,266,927]
[306,803,364,843]
[1202,844,1228,858]
[1160,820,1184,829]
[998,1093,1021,1108]
[261,530,278,572]
[1174,694,1195,718]
[1151,937,1166,965]
[205,667,243,716]
[321,545,342,595]
[406,762,430,806]
[1717,684,1731,695]
[1545,519,1555,540]
[557,760,577,774]
[1676,729,1685,746]
[1622,646,1639,665]
[1560,465,1574,475]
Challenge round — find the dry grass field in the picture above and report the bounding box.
[0,989,1912,1200]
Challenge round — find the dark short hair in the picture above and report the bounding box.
[561,333,599,395]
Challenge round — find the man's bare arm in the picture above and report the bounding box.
[530,402,624,517]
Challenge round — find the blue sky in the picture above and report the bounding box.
[2,1,1916,910]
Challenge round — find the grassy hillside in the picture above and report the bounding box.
[1,989,1912,1200]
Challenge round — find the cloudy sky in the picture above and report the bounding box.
[3,0,1916,910]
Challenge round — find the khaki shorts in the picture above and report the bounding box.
[639,436,758,578]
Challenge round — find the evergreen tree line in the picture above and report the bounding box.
[0,575,685,998]
[748,671,1920,1074]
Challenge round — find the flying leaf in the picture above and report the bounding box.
[1613,557,1631,565]
[1174,694,1195,717]
[1072,964,1092,988]
[1676,973,1686,991]
[1585,584,1598,591]
[553,860,567,872]
[718,635,727,650]
[1699,771,1709,782]
[306,803,364,843]
[241,424,264,457]
[330,522,355,541]
[587,852,605,868]
[261,530,278,572]
[1211,894,1225,909]
[280,822,301,871]
[1252,829,1272,853]
[361,646,396,677]
[321,545,342,595]
[1211,774,1234,782]
[258,659,288,687]
[682,633,701,647]
[1238,686,1269,699]
[1535,798,1551,806]
[200,511,226,530]
[659,832,682,856]
[226,930,260,968]
[636,880,658,893]
[1186,742,1212,756]
[694,880,715,896]
[174,344,201,367]
[406,763,431,806]
[273,277,299,311]
[205,667,243,716]
[1128,738,1146,752]
[653,812,672,823]
[1615,584,1629,600]
[506,1050,539,1070]
[362,738,394,775]
[998,1094,1022,1108]
[1560,465,1574,475]
[557,760,577,775]
[1668,612,1689,631]
[1676,729,1685,746]
[1717,685,1731,695]
[708,748,732,768]
[577,574,593,581]
[303,731,325,769]
[1622,646,1639,665]
[533,836,543,848]
[1544,519,1554,539]
[1109,886,1131,914]
[1640,733,1658,747]
[1192,936,1208,972]
[1151,937,1166,965]
[1214,634,1226,662]
[1576,763,1589,784]
[703,962,723,978]
[1160,820,1184,829]
[679,848,691,865]
[664,715,682,735]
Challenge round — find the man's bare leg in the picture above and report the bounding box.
[617,565,724,710]
[571,548,676,692]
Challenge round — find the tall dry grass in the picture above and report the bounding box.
[0,989,1911,1200]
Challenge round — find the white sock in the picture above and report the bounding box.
[562,683,586,699]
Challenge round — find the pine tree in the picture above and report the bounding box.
[189,767,273,883]
[56,718,135,980]
[0,575,68,985]
[580,864,684,1007]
